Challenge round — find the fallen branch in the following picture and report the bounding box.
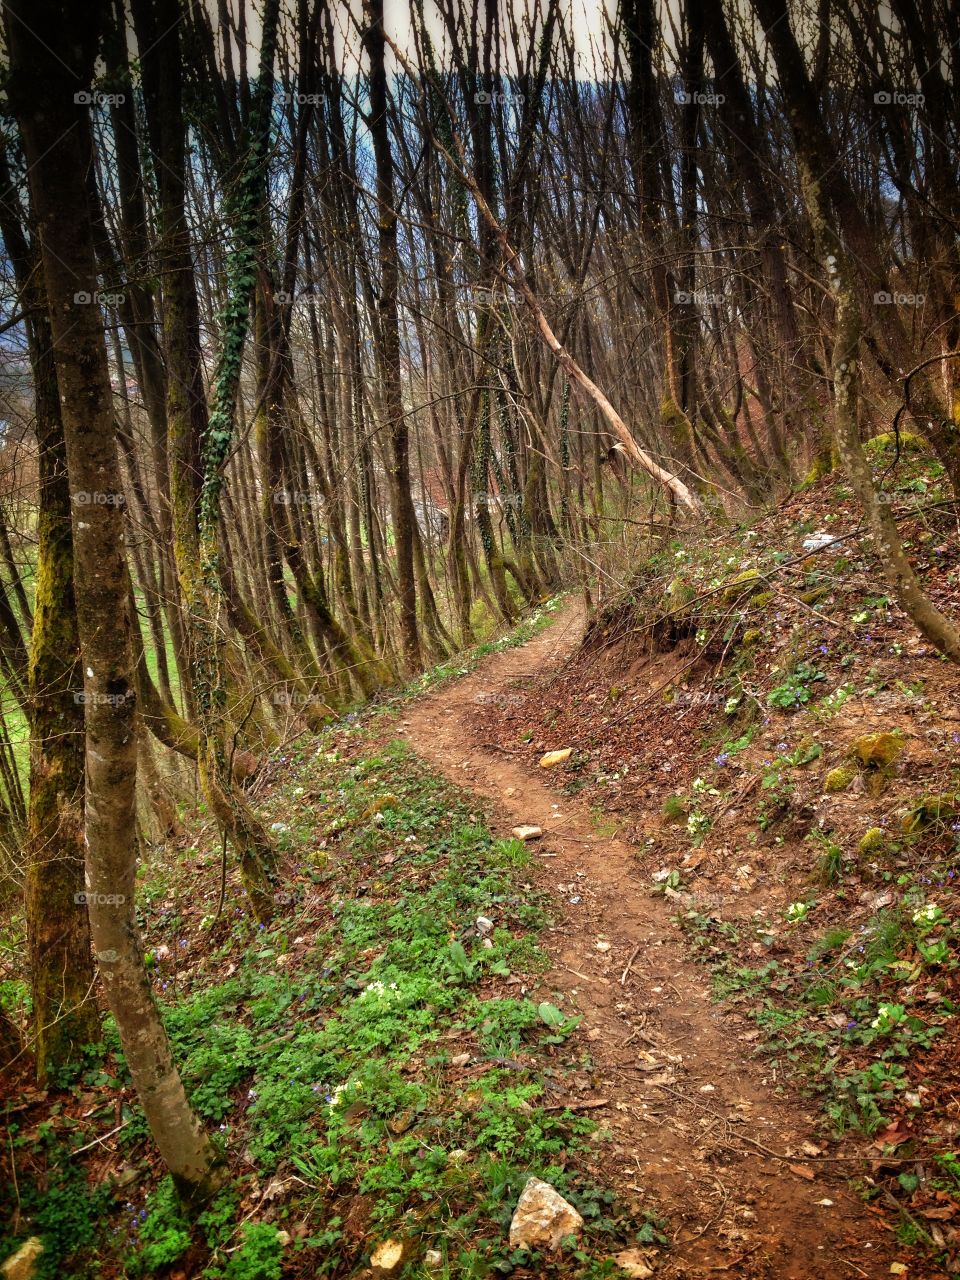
[385,35,703,515]
[544,1097,610,1113]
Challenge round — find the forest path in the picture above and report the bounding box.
[399,600,911,1279]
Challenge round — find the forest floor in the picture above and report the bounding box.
[401,598,902,1279]
[4,446,960,1280]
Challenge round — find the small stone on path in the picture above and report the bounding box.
[370,1238,405,1272]
[509,1177,583,1251]
[512,825,542,841]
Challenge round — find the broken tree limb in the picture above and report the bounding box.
[387,37,703,515]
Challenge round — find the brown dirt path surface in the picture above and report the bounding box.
[399,601,934,1279]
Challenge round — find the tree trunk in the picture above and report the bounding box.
[363,0,422,670]
[7,0,224,1201]
[0,138,100,1082]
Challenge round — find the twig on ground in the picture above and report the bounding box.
[621,942,642,985]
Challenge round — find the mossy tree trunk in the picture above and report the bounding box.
[0,140,101,1082]
[7,0,223,1201]
[133,0,282,922]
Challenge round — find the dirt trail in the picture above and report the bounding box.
[400,601,912,1279]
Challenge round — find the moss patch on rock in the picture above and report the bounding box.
[858,827,884,855]
[850,731,905,769]
[864,430,929,456]
[824,762,857,793]
[722,568,762,604]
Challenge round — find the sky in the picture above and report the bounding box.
[206,0,632,81]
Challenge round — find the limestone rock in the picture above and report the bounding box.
[1,1240,44,1280]
[512,825,543,841]
[538,749,572,768]
[370,1238,405,1273]
[508,1177,583,1251]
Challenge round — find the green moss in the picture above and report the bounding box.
[850,731,904,768]
[664,577,696,617]
[803,453,835,485]
[799,587,830,605]
[824,762,857,793]
[858,827,884,855]
[864,430,929,455]
[661,395,692,442]
[722,567,761,603]
[741,628,761,647]
[748,591,773,608]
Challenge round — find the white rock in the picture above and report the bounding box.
[802,532,839,552]
[539,748,572,768]
[508,1177,583,1251]
[1,1240,43,1280]
[424,1250,443,1269]
[512,825,543,841]
[370,1238,405,1272]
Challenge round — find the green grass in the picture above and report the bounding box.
[678,878,959,1139]
[1,726,662,1278]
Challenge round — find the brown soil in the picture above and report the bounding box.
[400,600,933,1279]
